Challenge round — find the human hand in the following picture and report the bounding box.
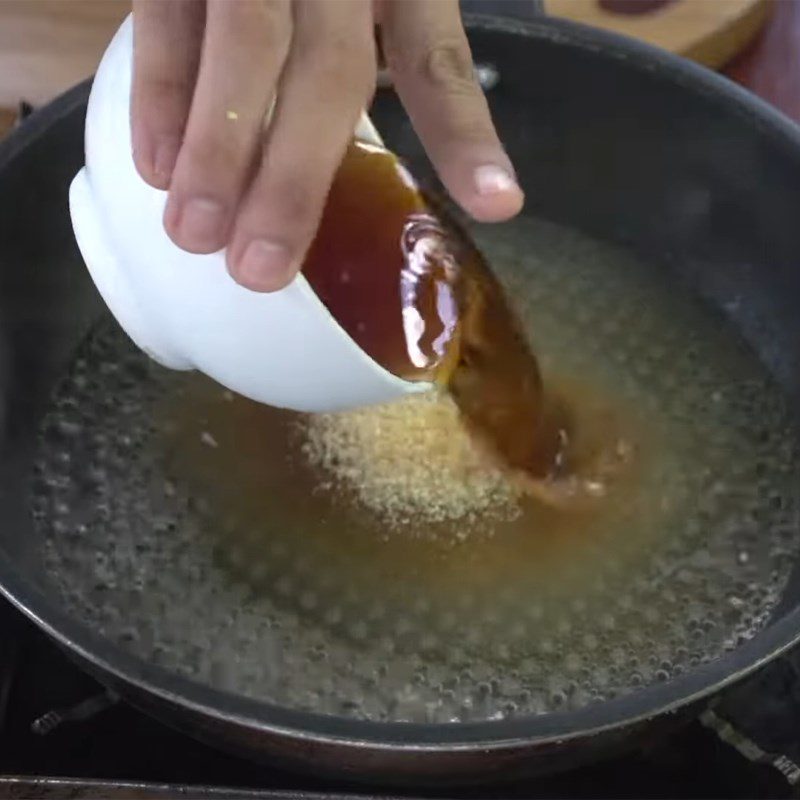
[131,0,524,292]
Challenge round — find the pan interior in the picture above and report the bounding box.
[33,213,800,724]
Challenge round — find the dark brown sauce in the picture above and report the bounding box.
[303,140,574,489]
[303,141,456,383]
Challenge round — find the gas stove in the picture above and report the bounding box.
[0,596,797,799]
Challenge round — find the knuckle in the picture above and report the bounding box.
[425,40,477,92]
[387,37,477,95]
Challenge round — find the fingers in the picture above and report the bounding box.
[163,0,292,254]
[227,0,376,292]
[381,0,523,222]
[131,0,204,189]
[134,0,512,292]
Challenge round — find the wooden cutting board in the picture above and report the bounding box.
[544,0,771,68]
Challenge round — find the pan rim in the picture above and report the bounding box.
[2,12,800,752]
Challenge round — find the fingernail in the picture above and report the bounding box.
[153,137,180,182]
[238,239,294,290]
[474,164,519,196]
[177,197,226,250]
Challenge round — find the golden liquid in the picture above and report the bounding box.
[155,373,654,601]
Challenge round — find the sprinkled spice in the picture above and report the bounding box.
[300,391,522,531]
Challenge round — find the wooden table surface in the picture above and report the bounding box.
[0,0,799,132]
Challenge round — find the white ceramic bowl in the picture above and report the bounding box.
[69,14,429,412]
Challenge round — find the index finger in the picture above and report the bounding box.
[381,0,524,222]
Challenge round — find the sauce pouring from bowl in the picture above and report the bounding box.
[301,129,631,506]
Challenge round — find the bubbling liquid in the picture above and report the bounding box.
[35,215,800,722]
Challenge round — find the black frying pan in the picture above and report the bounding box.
[1,10,800,787]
